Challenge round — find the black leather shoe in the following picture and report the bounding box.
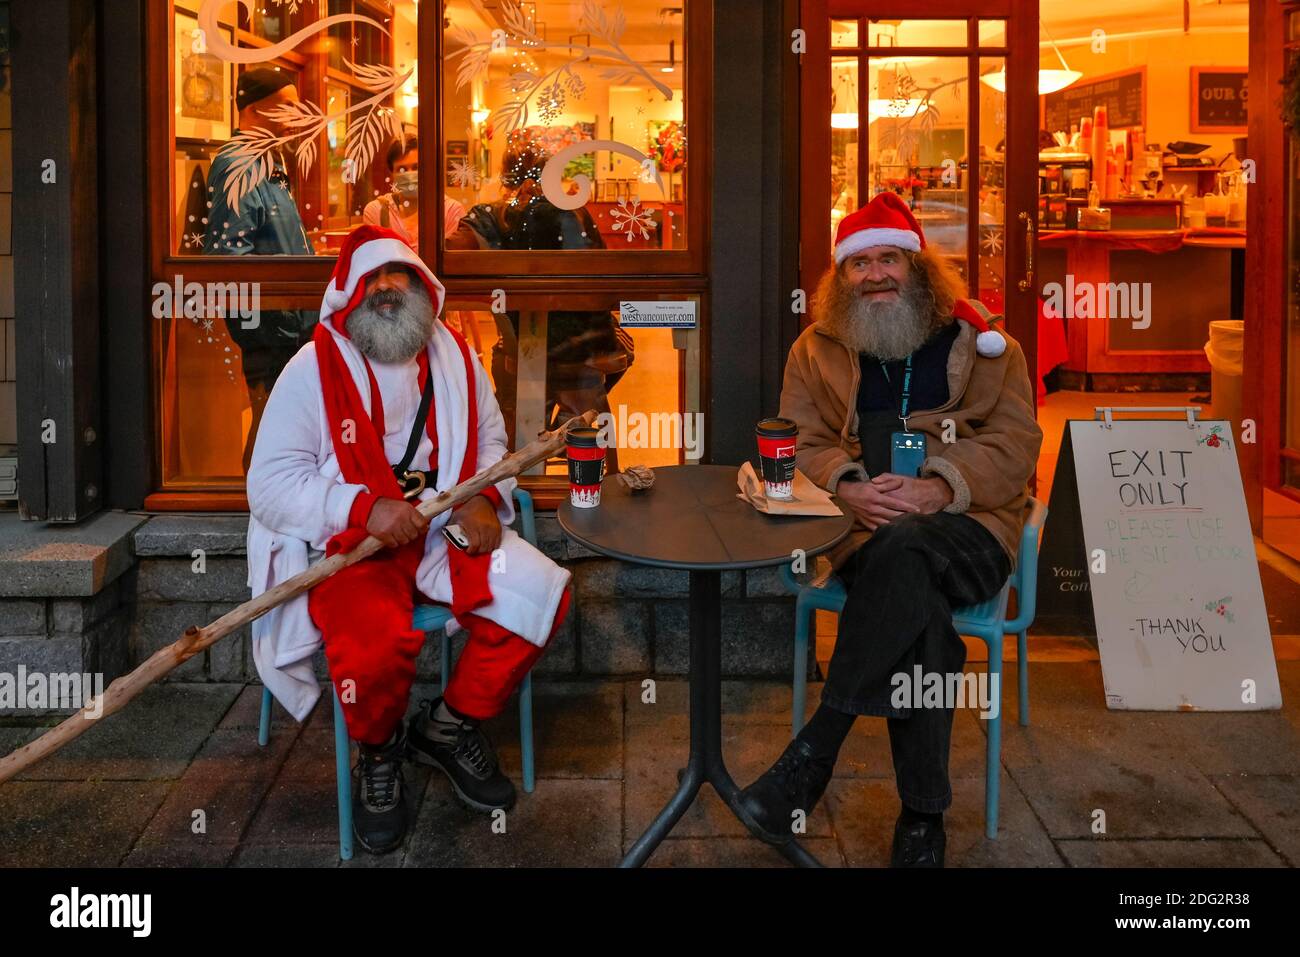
[890,815,946,867]
[735,738,835,846]
[407,698,516,813]
[353,732,408,855]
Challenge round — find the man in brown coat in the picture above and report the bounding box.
[736,193,1042,866]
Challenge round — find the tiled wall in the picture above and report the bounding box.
[0,2,12,450]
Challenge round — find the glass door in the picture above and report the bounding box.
[801,3,1039,365]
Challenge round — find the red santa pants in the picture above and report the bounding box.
[307,535,572,746]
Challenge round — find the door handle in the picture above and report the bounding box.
[1017,210,1035,292]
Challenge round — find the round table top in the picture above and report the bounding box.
[556,464,853,571]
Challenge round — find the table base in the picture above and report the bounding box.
[620,570,824,868]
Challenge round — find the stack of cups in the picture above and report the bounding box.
[566,426,606,508]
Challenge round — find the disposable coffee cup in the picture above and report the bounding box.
[756,417,798,500]
[566,426,606,508]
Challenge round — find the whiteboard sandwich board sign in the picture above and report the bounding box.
[1049,413,1281,711]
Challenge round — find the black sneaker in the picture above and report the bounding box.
[890,815,946,867]
[353,731,408,855]
[735,738,835,846]
[407,698,516,813]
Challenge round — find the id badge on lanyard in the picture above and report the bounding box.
[882,355,926,477]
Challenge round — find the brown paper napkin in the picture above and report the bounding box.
[736,461,842,516]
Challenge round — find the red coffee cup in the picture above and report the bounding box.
[566,426,606,508]
[756,417,798,500]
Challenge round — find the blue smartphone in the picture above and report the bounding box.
[890,431,927,477]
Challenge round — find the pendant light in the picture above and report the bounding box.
[980,21,1081,95]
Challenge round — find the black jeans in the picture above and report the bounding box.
[823,512,1011,813]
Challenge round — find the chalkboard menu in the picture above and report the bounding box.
[1043,69,1145,133]
[1191,67,1248,132]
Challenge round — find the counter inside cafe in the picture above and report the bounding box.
[1032,110,1245,390]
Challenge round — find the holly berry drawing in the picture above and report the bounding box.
[1197,424,1230,450]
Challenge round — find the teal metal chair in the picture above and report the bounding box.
[257,487,541,861]
[779,497,1047,840]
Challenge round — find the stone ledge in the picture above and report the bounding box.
[0,510,146,598]
[133,515,250,557]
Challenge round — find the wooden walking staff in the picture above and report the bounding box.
[0,410,597,786]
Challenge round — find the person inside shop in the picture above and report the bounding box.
[244,225,574,855]
[204,67,317,473]
[460,134,634,470]
[363,134,473,249]
[736,191,1042,867]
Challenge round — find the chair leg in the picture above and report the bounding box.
[333,688,354,861]
[258,687,272,747]
[1017,629,1029,727]
[519,672,535,793]
[440,630,451,694]
[984,633,1003,841]
[791,597,812,738]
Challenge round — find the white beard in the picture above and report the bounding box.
[838,277,937,360]
[347,281,434,363]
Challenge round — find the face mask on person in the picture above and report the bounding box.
[392,170,418,204]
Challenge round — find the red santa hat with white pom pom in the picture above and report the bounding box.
[834,192,1007,358]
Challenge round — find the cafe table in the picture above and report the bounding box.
[557,464,852,867]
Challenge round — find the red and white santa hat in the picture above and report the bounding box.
[834,191,926,264]
[952,298,1006,358]
[835,192,1006,358]
[319,224,447,335]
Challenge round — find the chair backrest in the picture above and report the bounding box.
[1010,496,1048,627]
[512,486,537,546]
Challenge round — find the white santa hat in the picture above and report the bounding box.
[319,224,447,334]
[835,193,1006,358]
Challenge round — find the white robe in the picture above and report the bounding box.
[245,316,571,722]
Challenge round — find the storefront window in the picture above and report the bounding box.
[170,0,421,258]
[830,56,859,244]
[868,54,971,281]
[441,0,688,254]
[152,2,707,501]
[445,294,701,476]
[830,19,858,50]
[867,20,966,48]
[157,295,321,489]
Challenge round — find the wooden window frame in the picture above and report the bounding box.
[428,0,711,278]
[143,0,713,510]
[1242,0,1293,527]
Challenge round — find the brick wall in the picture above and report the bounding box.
[125,513,801,686]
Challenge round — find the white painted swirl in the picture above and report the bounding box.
[197,0,389,65]
[539,139,666,210]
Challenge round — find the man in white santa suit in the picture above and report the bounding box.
[245,225,573,854]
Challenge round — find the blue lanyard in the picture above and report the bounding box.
[879,354,914,431]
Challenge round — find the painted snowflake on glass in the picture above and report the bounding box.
[609,197,655,242]
[979,226,1003,256]
[449,158,481,189]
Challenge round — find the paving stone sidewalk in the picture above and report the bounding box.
[1,662,1296,868]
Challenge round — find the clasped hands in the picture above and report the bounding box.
[836,473,953,532]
